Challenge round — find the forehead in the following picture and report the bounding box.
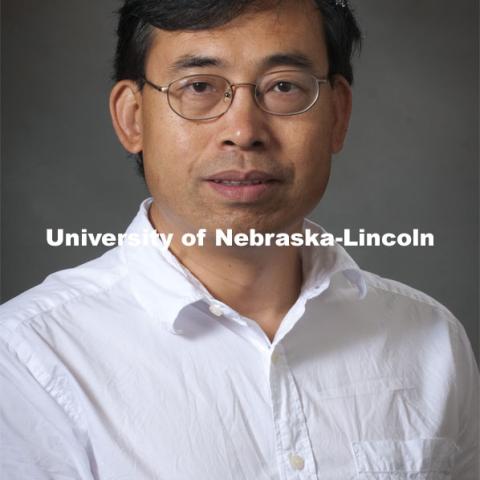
[145,0,328,76]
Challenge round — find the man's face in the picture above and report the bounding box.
[115,0,351,236]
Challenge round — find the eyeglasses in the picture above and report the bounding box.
[142,70,329,121]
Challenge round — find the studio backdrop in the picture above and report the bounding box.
[1,0,478,359]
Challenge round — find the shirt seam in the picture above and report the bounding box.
[0,277,129,456]
[1,269,128,334]
[0,331,86,432]
[365,277,460,334]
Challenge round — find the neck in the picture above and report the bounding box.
[149,206,304,342]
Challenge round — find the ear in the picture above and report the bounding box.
[109,80,143,153]
[330,75,352,154]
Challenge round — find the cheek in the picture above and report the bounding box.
[295,153,331,198]
[285,119,333,176]
[142,103,207,180]
[142,102,183,158]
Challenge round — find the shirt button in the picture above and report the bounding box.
[209,304,223,317]
[271,351,280,364]
[289,453,305,471]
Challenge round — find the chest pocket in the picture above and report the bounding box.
[351,437,458,479]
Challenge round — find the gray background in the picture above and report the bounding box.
[1,0,479,360]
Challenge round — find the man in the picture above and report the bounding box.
[1,0,478,479]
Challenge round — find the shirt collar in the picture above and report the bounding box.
[121,198,367,333]
[300,218,367,299]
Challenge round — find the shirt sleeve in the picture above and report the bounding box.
[451,322,480,480]
[0,334,96,480]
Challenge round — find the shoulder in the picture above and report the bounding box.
[0,249,128,433]
[359,269,464,337]
[0,247,127,336]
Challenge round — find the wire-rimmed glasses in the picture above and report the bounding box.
[142,70,329,120]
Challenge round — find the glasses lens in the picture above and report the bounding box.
[168,75,230,120]
[257,71,319,115]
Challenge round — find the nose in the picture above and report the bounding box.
[218,83,271,150]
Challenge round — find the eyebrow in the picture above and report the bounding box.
[168,52,315,74]
[260,52,315,71]
[169,54,226,73]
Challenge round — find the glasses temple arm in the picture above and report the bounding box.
[142,77,169,93]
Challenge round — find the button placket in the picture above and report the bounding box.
[271,350,281,365]
[268,344,318,479]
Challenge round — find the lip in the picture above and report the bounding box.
[205,170,278,182]
[203,170,280,202]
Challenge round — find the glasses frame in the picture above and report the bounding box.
[141,70,329,121]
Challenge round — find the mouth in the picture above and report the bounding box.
[203,170,281,202]
[209,179,275,186]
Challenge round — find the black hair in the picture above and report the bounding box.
[113,0,362,177]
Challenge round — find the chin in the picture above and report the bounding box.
[209,213,301,237]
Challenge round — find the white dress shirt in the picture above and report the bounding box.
[1,198,478,480]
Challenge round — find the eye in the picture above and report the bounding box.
[185,81,216,94]
[272,81,299,93]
